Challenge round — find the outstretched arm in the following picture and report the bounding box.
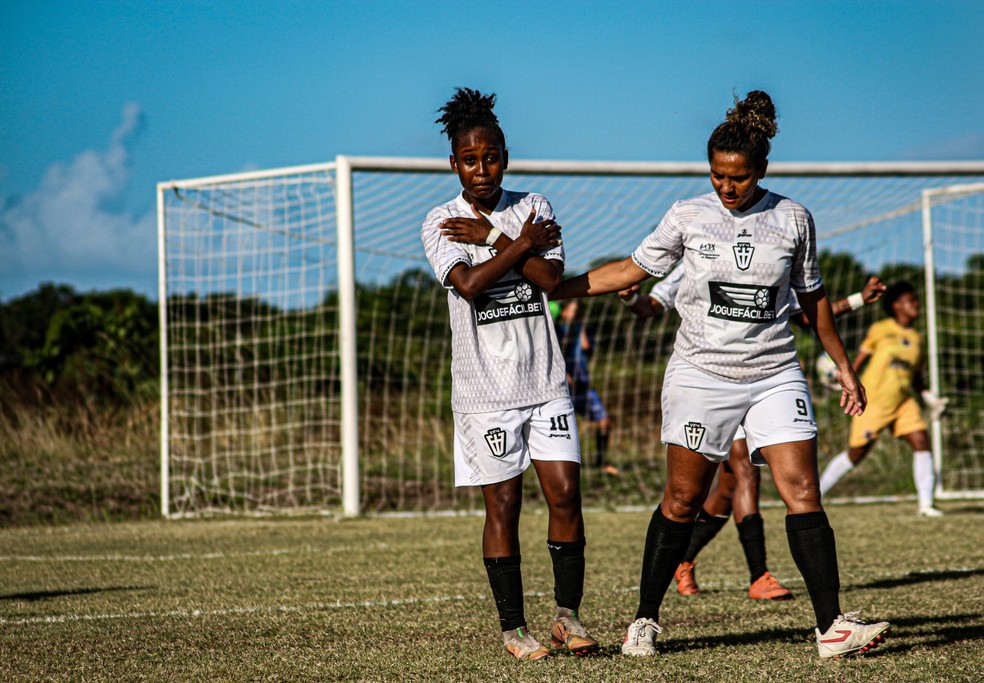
[552,257,651,300]
[617,284,667,318]
[790,275,887,328]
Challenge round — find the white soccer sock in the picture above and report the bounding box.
[819,452,853,496]
[913,450,936,510]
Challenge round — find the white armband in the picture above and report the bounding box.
[485,228,502,246]
[847,292,865,311]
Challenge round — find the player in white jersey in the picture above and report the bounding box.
[621,266,885,600]
[552,91,890,659]
[421,88,598,661]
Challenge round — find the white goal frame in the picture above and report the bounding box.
[158,158,984,518]
[922,181,984,500]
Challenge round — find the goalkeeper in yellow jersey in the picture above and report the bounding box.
[819,281,948,516]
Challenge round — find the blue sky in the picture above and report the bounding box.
[2,0,983,300]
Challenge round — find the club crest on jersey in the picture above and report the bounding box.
[474,278,545,326]
[684,421,706,451]
[484,427,507,458]
[733,242,755,270]
[708,281,779,322]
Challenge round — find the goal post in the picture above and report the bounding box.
[922,182,984,499]
[158,158,984,518]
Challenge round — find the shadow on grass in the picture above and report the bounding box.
[0,585,152,602]
[571,613,983,659]
[852,567,984,590]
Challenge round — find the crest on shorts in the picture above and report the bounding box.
[484,427,507,458]
[733,242,755,271]
[684,421,706,451]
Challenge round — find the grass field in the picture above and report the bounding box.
[2,503,982,682]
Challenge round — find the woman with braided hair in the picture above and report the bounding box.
[552,90,891,659]
[420,87,598,660]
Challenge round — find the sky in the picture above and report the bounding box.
[1,0,983,301]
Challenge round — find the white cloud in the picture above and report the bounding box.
[0,103,156,299]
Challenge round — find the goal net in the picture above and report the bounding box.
[158,159,984,517]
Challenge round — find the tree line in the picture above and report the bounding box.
[2,250,982,409]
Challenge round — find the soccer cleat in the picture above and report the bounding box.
[918,506,944,517]
[674,561,701,596]
[551,613,600,655]
[621,617,662,656]
[747,571,794,601]
[504,627,551,661]
[816,611,891,659]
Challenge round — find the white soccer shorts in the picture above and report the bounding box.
[661,354,817,463]
[453,397,581,487]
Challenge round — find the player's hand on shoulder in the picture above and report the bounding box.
[520,208,562,251]
[862,276,887,304]
[440,205,495,244]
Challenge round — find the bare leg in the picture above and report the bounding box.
[760,439,840,631]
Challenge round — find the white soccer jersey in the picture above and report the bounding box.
[653,262,804,315]
[633,190,822,382]
[649,262,686,310]
[422,189,569,413]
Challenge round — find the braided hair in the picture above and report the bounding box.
[436,87,507,152]
[707,90,779,171]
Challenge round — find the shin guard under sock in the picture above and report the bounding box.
[548,538,586,612]
[736,513,768,582]
[636,506,694,621]
[484,555,525,632]
[786,512,841,632]
[683,508,729,563]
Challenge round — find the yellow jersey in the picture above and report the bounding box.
[858,318,924,409]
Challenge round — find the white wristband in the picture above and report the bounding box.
[485,228,501,246]
[847,292,865,311]
[621,292,640,307]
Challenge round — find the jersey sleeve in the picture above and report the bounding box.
[631,201,687,278]
[789,204,823,294]
[529,193,565,264]
[421,205,470,289]
[648,261,685,311]
[788,289,803,317]
[858,321,884,356]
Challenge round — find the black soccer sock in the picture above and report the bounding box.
[548,538,586,612]
[682,507,729,563]
[786,511,841,633]
[594,430,610,468]
[636,505,695,622]
[736,513,768,583]
[484,555,526,632]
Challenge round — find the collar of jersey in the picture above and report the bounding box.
[724,188,772,218]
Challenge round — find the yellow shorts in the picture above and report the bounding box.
[848,396,927,448]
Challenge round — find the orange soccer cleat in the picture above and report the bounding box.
[747,571,794,601]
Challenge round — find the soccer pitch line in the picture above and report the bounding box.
[0,542,403,563]
[0,592,497,627]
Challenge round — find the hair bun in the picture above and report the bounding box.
[725,90,778,139]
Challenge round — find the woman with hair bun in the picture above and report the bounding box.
[421,87,598,661]
[552,90,891,659]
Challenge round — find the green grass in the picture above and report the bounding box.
[2,503,983,681]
